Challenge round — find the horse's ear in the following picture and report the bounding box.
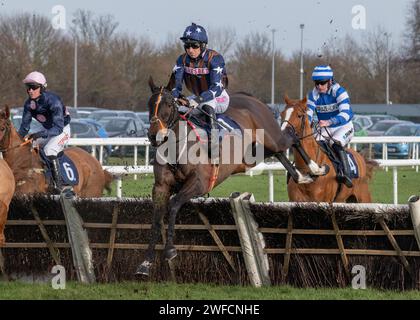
[148,76,159,93]
[4,105,10,119]
[165,73,175,91]
[301,96,308,105]
[0,105,10,119]
[284,95,292,105]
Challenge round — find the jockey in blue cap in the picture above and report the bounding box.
[171,22,229,163]
[307,65,354,188]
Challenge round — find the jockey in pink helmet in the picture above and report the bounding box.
[19,71,72,194]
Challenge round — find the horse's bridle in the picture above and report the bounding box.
[0,120,32,153]
[281,108,319,141]
[150,88,179,133]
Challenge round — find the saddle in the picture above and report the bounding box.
[317,141,359,180]
[181,108,243,142]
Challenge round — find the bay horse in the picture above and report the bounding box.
[280,96,376,203]
[0,159,15,246]
[136,77,328,276]
[0,106,113,198]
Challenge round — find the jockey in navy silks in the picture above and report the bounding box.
[18,71,72,193]
[307,65,354,188]
[171,23,229,163]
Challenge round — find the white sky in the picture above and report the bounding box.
[0,0,413,55]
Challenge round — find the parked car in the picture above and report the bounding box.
[367,114,398,126]
[136,111,150,129]
[79,118,113,159]
[99,116,148,156]
[373,123,420,159]
[11,115,44,133]
[354,122,368,137]
[353,115,373,130]
[88,110,119,122]
[367,120,413,136]
[69,119,111,163]
[353,122,368,152]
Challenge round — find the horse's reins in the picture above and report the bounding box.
[0,121,33,153]
[151,89,220,192]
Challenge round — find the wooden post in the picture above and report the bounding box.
[330,210,350,279]
[282,213,293,282]
[379,217,412,276]
[31,206,61,266]
[0,249,7,280]
[105,205,119,281]
[198,210,236,272]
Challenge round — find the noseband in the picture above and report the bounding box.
[281,107,317,141]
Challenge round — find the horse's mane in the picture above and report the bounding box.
[233,91,255,97]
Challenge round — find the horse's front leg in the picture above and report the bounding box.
[136,184,171,276]
[164,175,205,261]
[292,141,330,176]
[275,152,313,184]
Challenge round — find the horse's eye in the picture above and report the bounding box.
[0,127,5,131]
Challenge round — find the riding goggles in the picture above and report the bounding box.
[25,83,42,90]
[184,41,201,49]
[314,80,329,86]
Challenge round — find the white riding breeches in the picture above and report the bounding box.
[33,124,71,157]
[199,90,230,114]
[316,122,354,147]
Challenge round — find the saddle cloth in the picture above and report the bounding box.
[318,141,359,179]
[39,151,80,186]
[186,112,243,142]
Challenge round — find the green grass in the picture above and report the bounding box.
[1,281,420,300]
[107,166,420,204]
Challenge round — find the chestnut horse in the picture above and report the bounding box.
[0,106,112,198]
[280,96,376,203]
[135,77,328,276]
[0,159,15,246]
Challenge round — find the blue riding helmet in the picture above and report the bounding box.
[312,65,334,81]
[180,23,208,44]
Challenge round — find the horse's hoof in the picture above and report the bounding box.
[164,247,178,261]
[135,261,152,276]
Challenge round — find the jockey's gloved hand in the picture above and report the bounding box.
[27,131,45,141]
[188,96,203,108]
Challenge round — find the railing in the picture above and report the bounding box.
[68,136,420,203]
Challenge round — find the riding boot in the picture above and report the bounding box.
[202,105,219,164]
[332,144,353,188]
[48,156,63,194]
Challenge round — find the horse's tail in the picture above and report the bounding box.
[103,169,114,195]
[364,156,379,181]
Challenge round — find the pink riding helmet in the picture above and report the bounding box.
[23,71,47,88]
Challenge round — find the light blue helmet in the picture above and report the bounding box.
[312,65,334,81]
[180,23,208,44]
